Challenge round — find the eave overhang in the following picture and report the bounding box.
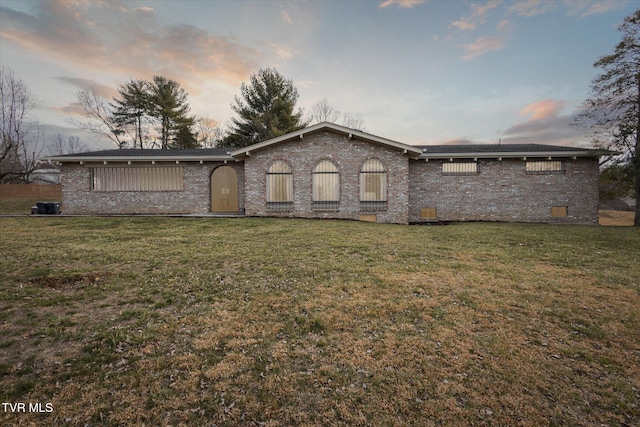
[41,154,234,164]
[418,149,615,161]
[230,122,424,160]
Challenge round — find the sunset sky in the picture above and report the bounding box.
[0,0,637,150]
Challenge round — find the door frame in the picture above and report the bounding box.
[210,165,239,213]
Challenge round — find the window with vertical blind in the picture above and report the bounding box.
[312,160,340,210]
[442,162,478,175]
[266,161,293,211]
[526,160,564,173]
[91,166,184,191]
[360,159,387,211]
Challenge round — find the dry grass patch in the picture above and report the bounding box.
[0,217,638,426]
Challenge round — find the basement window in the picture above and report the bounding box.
[526,160,564,174]
[91,166,184,191]
[551,206,568,218]
[420,208,437,220]
[442,162,478,175]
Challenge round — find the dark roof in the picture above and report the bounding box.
[58,148,231,157]
[43,141,611,164]
[417,144,592,154]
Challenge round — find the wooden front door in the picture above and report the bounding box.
[211,166,238,213]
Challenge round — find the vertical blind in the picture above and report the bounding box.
[442,162,478,175]
[312,160,340,202]
[266,161,293,202]
[359,159,387,202]
[526,160,564,173]
[92,167,184,191]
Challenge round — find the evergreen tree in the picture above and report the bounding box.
[222,68,307,148]
[111,79,150,149]
[148,76,194,149]
[577,9,640,225]
[170,122,200,149]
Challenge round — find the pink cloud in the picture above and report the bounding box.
[461,36,506,60]
[451,0,503,30]
[520,99,567,121]
[503,98,585,147]
[0,0,261,87]
[508,0,557,17]
[460,18,512,60]
[379,0,426,9]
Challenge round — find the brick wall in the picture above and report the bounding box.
[243,130,411,224]
[409,157,599,224]
[61,162,244,215]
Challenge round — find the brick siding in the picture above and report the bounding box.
[243,130,410,224]
[56,133,600,224]
[60,162,244,215]
[408,157,599,224]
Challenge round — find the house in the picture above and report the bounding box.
[42,122,608,224]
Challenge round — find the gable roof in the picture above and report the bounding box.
[230,122,425,159]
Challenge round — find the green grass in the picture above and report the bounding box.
[1,217,639,426]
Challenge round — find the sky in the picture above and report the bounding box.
[0,0,638,151]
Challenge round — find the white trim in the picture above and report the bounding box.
[417,150,604,160]
[229,122,423,159]
[42,154,233,163]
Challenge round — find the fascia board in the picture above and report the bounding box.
[418,150,609,160]
[230,122,423,158]
[41,155,234,163]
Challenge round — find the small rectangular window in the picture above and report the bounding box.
[420,208,437,219]
[92,167,184,191]
[526,160,564,173]
[551,206,568,217]
[442,162,477,175]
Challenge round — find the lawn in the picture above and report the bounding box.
[1,217,638,426]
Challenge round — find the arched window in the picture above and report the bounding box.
[312,160,340,210]
[360,159,387,211]
[266,161,293,211]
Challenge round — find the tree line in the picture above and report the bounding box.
[73,76,198,150]
[72,67,365,150]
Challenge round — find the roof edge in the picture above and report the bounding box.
[41,154,234,163]
[418,149,616,160]
[230,122,423,159]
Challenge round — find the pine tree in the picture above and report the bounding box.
[170,121,199,149]
[148,76,194,149]
[222,68,307,148]
[111,79,150,149]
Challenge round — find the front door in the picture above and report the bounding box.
[211,166,238,213]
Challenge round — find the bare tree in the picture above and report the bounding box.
[0,66,38,182]
[68,87,125,148]
[341,112,365,130]
[576,9,640,225]
[18,127,45,183]
[49,134,87,155]
[309,98,341,124]
[196,117,227,148]
[308,98,366,130]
